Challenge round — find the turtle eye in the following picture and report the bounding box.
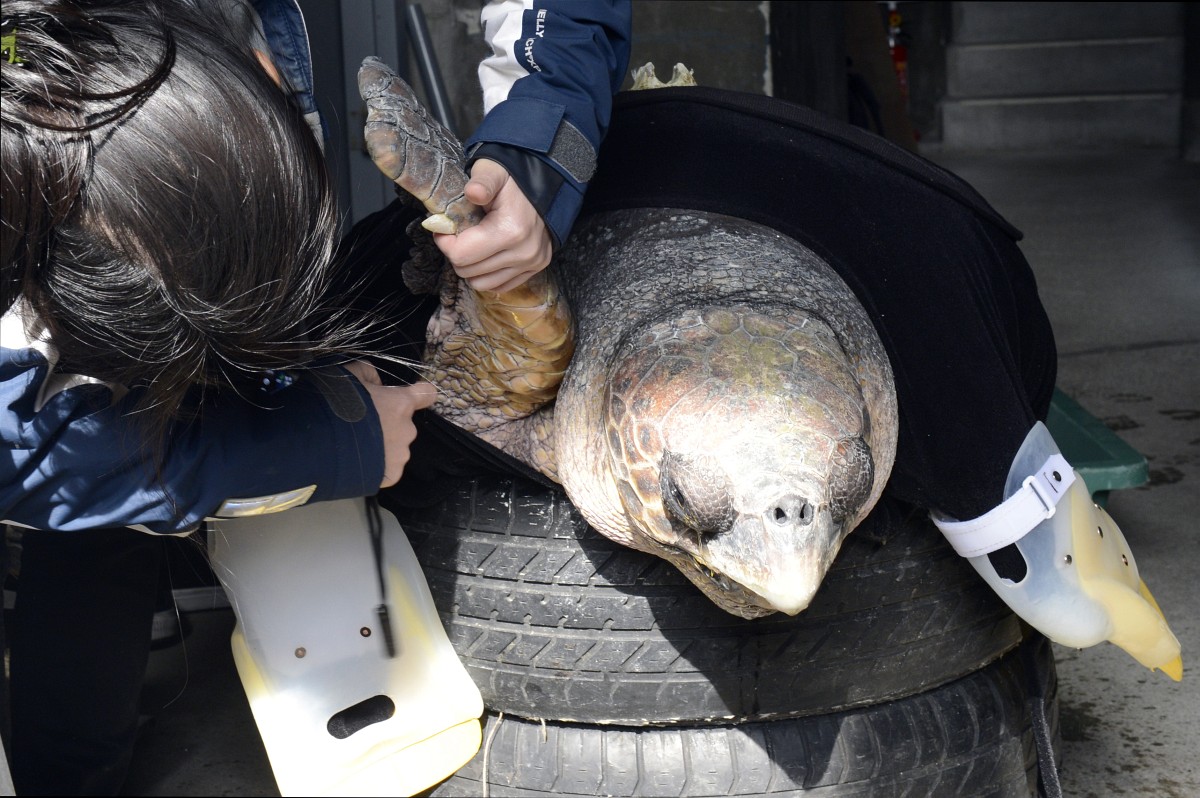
[660,452,734,537]
[828,436,874,522]
[664,481,694,524]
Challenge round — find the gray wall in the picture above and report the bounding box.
[299,1,1198,225]
[1186,2,1200,160]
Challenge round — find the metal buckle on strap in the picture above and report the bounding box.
[1024,472,1058,519]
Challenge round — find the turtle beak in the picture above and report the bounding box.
[703,505,845,616]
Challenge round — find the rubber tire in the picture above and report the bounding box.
[422,633,1059,797]
[387,476,1023,725]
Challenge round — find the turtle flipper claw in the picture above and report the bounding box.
[421,213,459,235]
[358,56,483,232]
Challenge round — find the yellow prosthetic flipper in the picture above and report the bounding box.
[934,422,1182,681]
[209,498,483,796]
[1070,488,1183,680]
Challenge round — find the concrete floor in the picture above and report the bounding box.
[116,147,1199,797]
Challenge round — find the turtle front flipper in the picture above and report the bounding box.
[357,57,573,476]
[359,56,481,233]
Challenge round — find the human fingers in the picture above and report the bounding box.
[364,380,438,488]
[463,158,509,207]
[435,172,549,274]
[450,223,551,290]
[342,359,382,385]
[433,198,528,267]
[456,260,543,294]
[449,212,551,292]
[400,380,438,411]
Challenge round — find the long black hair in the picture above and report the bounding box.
[2,0,367,443]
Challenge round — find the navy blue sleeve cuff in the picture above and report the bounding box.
[179,365,386,515]
[467,142,585,249]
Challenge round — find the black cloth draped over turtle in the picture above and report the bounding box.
[350,86,1056,523]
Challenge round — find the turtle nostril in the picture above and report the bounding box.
[771,498,813,526]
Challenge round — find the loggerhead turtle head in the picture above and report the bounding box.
[603,305,878,619]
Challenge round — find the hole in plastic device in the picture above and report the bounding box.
[327,694,397,740]
[988,543,1029,583]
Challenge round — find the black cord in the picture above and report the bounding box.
[1022,631,1063,798]
[365,496,397,658]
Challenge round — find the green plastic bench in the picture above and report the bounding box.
[1045,388,1149,507]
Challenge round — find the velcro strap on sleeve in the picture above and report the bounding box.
[547,119,597,183]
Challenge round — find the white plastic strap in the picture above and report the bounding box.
[932,454,1076,558]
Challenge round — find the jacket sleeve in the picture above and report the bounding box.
[466,0,632,248]
[1,346,385,534]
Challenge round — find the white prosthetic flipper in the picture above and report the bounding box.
[208,498,483,796]
[932,421,1182,681]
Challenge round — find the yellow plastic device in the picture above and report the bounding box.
[208,498,483,796]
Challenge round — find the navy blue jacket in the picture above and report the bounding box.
[467,0,632,247]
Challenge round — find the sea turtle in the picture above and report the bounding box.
[358,57,898,620]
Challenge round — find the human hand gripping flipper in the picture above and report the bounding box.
[357,56,574,439]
